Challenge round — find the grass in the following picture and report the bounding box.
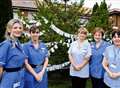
[49,79,92,88]
[49,79,71,88]
[48,70,92,88]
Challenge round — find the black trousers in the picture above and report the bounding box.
[91,76,110,88]
[71,76,87,88]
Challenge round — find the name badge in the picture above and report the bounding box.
[41,48,46,52]
[110,64,117,69]
[13,82,20,88]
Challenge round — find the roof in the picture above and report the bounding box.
[110,8,120,12]
[12,0,37,10]
[109,8,120,15]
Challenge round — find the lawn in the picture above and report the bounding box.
[49,78,92,88]
[48,69,92,88]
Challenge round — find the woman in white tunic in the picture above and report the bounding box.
[68,27,91,88]
[102,30,120,88]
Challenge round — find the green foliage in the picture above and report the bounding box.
[34,0,90,42]
[92,2,99,14]
[33,0,91,64]
[0,0,13,42]
[18,34,30,43]
[49,43,69,64]
[86,0,111,33]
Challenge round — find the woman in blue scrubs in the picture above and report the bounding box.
[0,19,26,88]
[23,25,49,88]
[102,30,120,88]
[89,27,110,88]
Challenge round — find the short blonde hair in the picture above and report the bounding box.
[5,19,23,39]
[77,27,88,35]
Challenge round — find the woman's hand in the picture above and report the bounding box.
[35,71,44,82]
[108,72,120,79]
[108,71,114,78]
[73,65,82,71]
[0,67,3,80]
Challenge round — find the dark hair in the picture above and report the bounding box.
[29,25,40,33]
[112,30,120,38]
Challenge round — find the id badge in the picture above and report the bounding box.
[13,82,20,88]
[110,64,117,69]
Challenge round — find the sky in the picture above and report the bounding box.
[52,0,120,9]
[83,0,120,9]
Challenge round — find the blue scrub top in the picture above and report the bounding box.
[23,41,48,88]
[23,41,48,65]
[103,45,120,88]
[89,40,110,78]
[0,39,26,68]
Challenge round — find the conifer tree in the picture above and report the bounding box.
[86,0,110,32]
[34,0,91,64]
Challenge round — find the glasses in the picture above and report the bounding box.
[31,31,39,34]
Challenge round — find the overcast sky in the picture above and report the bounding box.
[52,0,120,9]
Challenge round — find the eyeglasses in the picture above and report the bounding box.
[31,31,39,34]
